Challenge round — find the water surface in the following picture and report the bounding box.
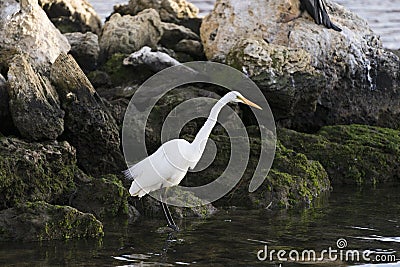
[0,185,399,266]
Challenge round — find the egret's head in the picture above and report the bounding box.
[227,91,262,110]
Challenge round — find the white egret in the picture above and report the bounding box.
[123,91,262,230]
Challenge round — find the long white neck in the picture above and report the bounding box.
[191,98,228,154]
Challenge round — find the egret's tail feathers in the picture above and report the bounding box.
[122,167,136,181]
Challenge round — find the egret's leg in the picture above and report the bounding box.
[161,202,179,231]
[159,189,179,231]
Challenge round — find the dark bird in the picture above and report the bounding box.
[300,0,342,31]
[281,0,342,32]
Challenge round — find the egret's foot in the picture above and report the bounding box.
[168,224,180,232]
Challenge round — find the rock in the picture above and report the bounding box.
[226,38,325,128]
[87,70,112,88]
[133,189,217,219]
[201,0,400,130]
[7,54,64,141]
[250,141,330,209]
[0,0,70,70]
[0,201,103,242]
[123,46,182,72]
[278,125,400,185]
[64,32,100,73]
[100,9,163,60]
[113,0,199,23]
[0,74,15,135]
[39,0,102,34]
[0,137,77,210]
[70,175,130,219]
[98,53,154,86]
[181,133,330,209]
[174,39,204,58]
[160,22,200,47]
[50,53,125,176]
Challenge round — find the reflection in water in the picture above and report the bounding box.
[0,186,399,266]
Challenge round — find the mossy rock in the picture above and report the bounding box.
[0,201,103,242]
[278,125,400,185]
[132,188,217,220]
[180,133,330,209]
[0,137,77,210]
[250,142,330,209]
[70,174,130,219]
[98,53,153,86]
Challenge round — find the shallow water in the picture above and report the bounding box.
[89,0,400,50]
[0,185,399,266]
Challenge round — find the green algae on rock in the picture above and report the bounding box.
[0,137,77,210]
[0,201,103,242]
[250,142,330,209]
[70,174,130,219]
[278,125,400,185]
[180,133,330,209]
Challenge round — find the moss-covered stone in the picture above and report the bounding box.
[181,133,330,209]
[0,201,103,242]
[278,125,400,185]
[70,174,130,219]
[133,188,217,220]
[99,53,153,86]
[0,137,77,210]
[250,142,330,209]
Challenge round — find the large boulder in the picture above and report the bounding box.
[0,0,70,70]
[278,125,400,185]
[50,53,125,176]
[113,0,199,23]
[7,54,64,141]
[200,0,400,130]
[39,0,102,34]
[0,137,77,210]
[100,9,163,60]
[0,201,103,242]
[64,32,100,73]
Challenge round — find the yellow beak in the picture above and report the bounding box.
[238,96,263,110]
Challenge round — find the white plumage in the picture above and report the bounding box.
[124,91,262,199]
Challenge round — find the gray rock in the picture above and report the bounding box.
[160,22,200,47]
[123,46,182,72]
[113,0,199,23]
[50,53,125,176]
[39,0,102,34]
[226,38,326,128]
[0,137,77,210]
[100,9,163,60]
[0,0,70,70]
[174,39,204,57]
[64,32,100,73]
[7,54,64,141]
[134,189,217,220]
[0,201,103,242]
[201,0,400,130]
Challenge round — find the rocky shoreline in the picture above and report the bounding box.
[0,0,399,242]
